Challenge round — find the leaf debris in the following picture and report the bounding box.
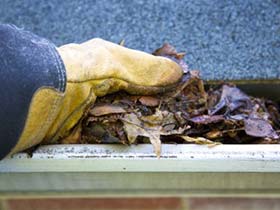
[60,43,280,156]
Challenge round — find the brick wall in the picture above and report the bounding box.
[1,198,280,210]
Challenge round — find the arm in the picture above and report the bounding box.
[0,24,66,159]
[0,24,182,159]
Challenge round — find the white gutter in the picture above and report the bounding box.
[1,144,280,197]
[1,144,280,172]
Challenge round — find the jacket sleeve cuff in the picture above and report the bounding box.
[0,24,66,159]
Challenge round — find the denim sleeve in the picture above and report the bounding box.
[0,24,66,159]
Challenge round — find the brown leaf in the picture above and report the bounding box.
[153,43,189,73]
[205,130,223,139]
[84,123,123,143]
[121,109,188,157]
[138,96,160,107]
[153,43,180,58]
[121,113,162,157]
[267,103,280,127]
[180,135,221,147]
[90,104,127,116]
[140,110,176,125]
[251,138,279,144]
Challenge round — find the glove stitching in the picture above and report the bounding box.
[17,89,62,150]
[48,44,61,91]
[67,77,178,95]
[50,87,96,141]
[54,46,66,92]
[48,44,66,92]
[28,44,65,144]
[42,93,62,144]
[67,77,178,87]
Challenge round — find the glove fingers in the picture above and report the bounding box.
[79,38,183,87]
[90,78,178,96]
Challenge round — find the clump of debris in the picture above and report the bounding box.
[60,44,280,157]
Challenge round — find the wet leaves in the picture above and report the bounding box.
[60,43,280,156]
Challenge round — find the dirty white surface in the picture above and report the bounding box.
[1,144,280,197]
[1,144,280,172]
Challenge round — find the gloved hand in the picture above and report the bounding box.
[11,38,183,154]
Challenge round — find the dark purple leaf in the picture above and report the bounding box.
[209,85,252,115]
[190,115,224,125]
[244,117,279,139]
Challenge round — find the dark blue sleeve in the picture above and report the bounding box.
[0,24,66,159]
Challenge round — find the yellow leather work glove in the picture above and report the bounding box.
[11,38,182,154]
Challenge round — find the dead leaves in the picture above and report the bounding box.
[244,117,279,139]
[59,43,280,157]
[244,109,279,139]
[90,104,126,116]
[153,43,189,73]
[209,85,251,115]
[138,96,160,107]
[121,112,162,156]
[180,135,221,147]
[190,115,224,125]
[121,110,188,157]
